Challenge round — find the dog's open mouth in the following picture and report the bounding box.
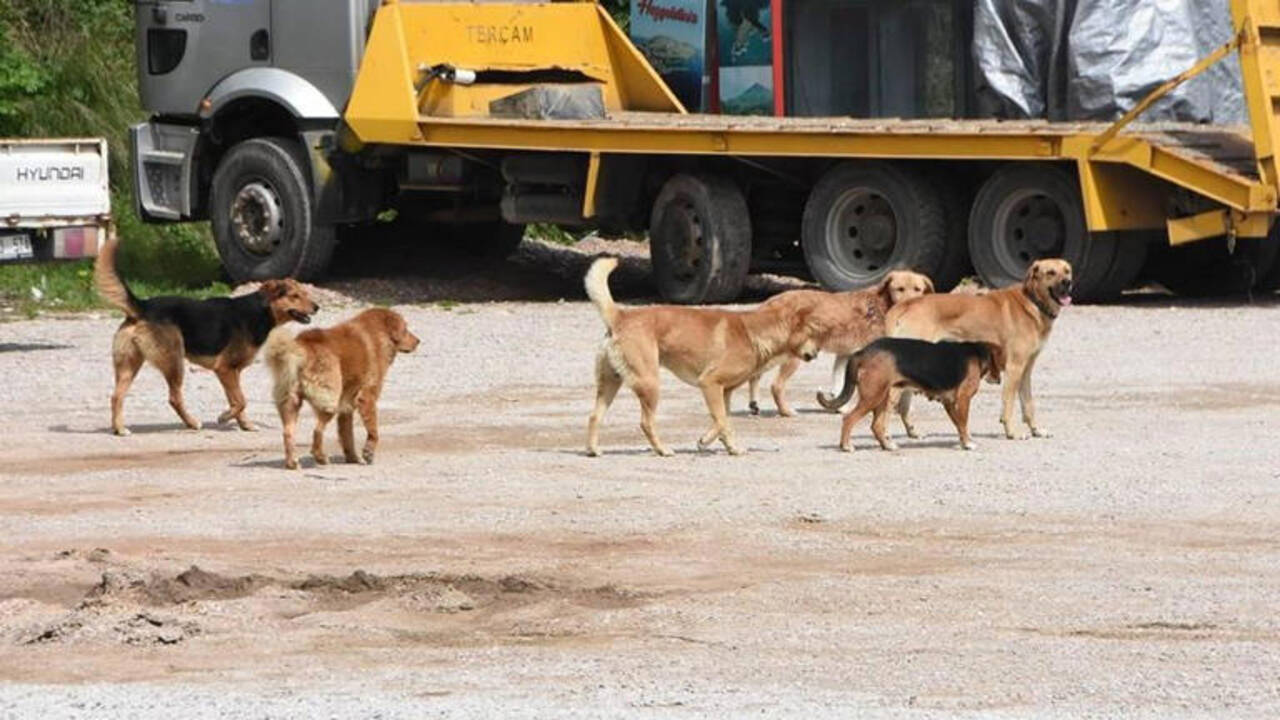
[288,310,313,324]
[1050,285,1073,307]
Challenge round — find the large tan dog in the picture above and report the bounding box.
[265,308,420,469]
[884,258,1073,440]
[585,257,820,457]
[747,270,934,416]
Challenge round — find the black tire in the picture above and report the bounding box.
[649,173,752,304]
[967,163,1113,300]
[1088,232,1150,302]
[801,162,947,290]
[1147,235,1280,297]
[210,137,336,282]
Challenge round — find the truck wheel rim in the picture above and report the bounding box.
[231,181,284,256]
[659,198,705,284]
[992,189,1066,276]
[826,188,898,278]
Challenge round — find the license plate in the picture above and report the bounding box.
[0,233,34,261]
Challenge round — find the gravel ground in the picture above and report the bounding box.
[1,243,1279,718]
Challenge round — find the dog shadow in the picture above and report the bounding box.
[0,342,73,353]
[47,422,247,435]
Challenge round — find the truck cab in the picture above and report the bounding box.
[132,0,383,281]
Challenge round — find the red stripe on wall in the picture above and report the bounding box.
[771,0,784,116]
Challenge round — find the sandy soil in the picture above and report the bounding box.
[1,240,1279,717]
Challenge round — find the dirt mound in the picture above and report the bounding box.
[84,566,273,607]
[22,609,200,646]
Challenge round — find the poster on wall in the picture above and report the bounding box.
[716,0,772,115]
[631,0,708,112]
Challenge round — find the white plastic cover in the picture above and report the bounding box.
[973,0,1244,124]
[0,139,111,227]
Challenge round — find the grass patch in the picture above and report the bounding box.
[0,260,230,319]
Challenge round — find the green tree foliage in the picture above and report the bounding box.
[0,0,220,287]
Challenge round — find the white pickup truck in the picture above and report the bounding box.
[0,138,111,263]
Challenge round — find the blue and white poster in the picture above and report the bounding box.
[631,0,708,112]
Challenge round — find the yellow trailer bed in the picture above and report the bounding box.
[338,0,1280,302]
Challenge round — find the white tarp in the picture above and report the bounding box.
[973,0,1245,124]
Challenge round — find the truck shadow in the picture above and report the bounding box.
[324,233,806,305]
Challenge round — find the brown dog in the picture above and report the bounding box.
[264,308,420,469]
[822,338,1002,452]
[94,236,318,435]
[884,258,1073,440]
[584,257,820,457]
[747,270,934,416]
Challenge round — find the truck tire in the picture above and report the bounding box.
[210,137,336,282]
[801,162,947,291]
[1147,236,1280,297]
[968,164,1113,300]
[1088,232,1150,302]
[649,173,751,304]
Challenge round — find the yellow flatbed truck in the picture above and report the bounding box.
[132,0,1280,302]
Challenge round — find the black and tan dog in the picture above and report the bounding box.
[819,338,1002,452]
[94,236,318,435]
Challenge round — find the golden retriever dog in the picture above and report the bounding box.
[820,338,1002,452]
[883,258,1073,440]
[747,270,934,417]
[584,257,821,457]
[264,308,420,469]
[94,235,318,435]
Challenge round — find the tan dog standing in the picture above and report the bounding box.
[884,258,1073,440]
[747,270,934,416]
[584,257,820,457]
[265,308,420,469]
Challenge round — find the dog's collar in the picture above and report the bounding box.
[1023,286,1058,320]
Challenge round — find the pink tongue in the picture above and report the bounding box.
[1060,295,1073,306]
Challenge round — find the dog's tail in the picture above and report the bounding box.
[263,326,303,407]
[93,234,143,319]
[584,256,620,331]
[817,351,864,410]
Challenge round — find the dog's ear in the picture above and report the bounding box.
[1022,262,1042,292]
[876,274,896,303]
[259,279,288,301]
[921,275,935,294]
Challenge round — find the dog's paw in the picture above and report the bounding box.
[362,448,376,465]
[112,427,131,437]
[186,420,203,431]
[961,441,977,451]
[903,425,921,439]
[217,409,235,425]
[880,441,900,452]
[748,401,760,416]
[777,406,796,418]
[284,458,299,470]
[725,444,746,456]
[1004,430,1030,441]
[585,447,600,458]
[1030,427,1052,439]
[312,453,329,466]
[655,447,675,457]
[839,443,853,453]
[238,420,258,432]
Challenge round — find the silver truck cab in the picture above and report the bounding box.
[131,0,379,281]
